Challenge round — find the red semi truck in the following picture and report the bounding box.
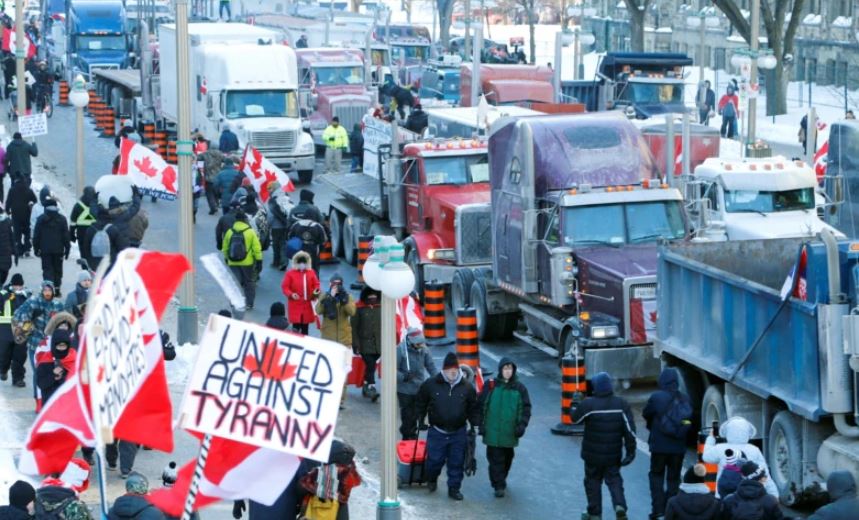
[459,64,555,107]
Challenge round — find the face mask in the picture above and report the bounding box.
[297,263,307,271]
[52,344,70,359]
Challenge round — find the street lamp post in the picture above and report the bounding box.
[176,0,198,344]
[748,0,760,144]
[364,237,415,520]
[14,0,24,121]
[69,75,89,197]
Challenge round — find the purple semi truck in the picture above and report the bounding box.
[453,112,690,382]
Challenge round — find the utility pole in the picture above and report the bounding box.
[175,0,198,345]
[15,0,25,122]
[464,0,471,62]
[747,0,759,144]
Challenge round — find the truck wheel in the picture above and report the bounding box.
[342,221,357,266]
[450,269,475,312]
[328,209,344,258]
[701,385,727,431]
[405,243,424,303]
[496,313,517,340]
[298,170,314,184]
[767,411,802,506]
[471,280,495,341]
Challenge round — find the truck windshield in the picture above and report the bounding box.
[225,90,299,119]
[392,45,428,63]
[724,187,816,213]
[423,155,489,185]
[76,35,126,51]
[627,82,683,104]
[314,66,365,86]
[563,201,685,246]
[371,49,389,66]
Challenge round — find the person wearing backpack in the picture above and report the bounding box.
[720,462,783,520]
[266,181,293,271]
[718,86,739,139]
[69,186,97,244]
[32,198,71,295]
[108,472,165,520]
[643,367,693,520]
[220,211,262,310]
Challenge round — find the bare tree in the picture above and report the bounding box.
[622,0,651,51]
[437,0,458,48]
[514,0,539,63]
[711,0,806,115]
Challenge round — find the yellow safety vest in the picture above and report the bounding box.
[0,293,12,324]
[75,201,96,226]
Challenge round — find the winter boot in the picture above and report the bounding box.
[369,384,379,402]
[362,383,371,398]
[581,513,600,520]
[615,506,627,520]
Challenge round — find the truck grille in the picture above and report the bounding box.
[456,204,492,265]
[248,130,296,154]
[333,104,369,133]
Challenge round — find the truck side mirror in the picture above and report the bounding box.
[206,94,215,119]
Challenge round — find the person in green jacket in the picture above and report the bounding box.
[478,357,532,498]
[322,116,348,175]
[220,211,262,310]
[351,286,381,402]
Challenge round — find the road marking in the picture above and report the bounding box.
[480,347,535,377]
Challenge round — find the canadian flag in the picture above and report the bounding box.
[814,139,829,183]
[238,144,295,203]
[117,138,178,200]
[395,294,423,343]
[1,27,36,60]
[148,437,301,516]
[19,250,190,476]
[780,245,809,301]
[673,138,683,176]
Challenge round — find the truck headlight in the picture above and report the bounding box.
[300,141,314,154]
[590,325,619,339]
[427,248,455,261]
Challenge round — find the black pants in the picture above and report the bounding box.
[649,452,684,518]
[271,228,287,268]
[361,353,379,385]
[12,218,30,256]
[486,446,514,490]
[205,182,219,212]
[230,265,256,308]
[699,108,710,125]
[0,332,26,383]
[398,392,420,440]
[105,440,139,474]
[584,463,626,516]
[721,116,737,139]
[41,253,63,289]
[292,323,309,335]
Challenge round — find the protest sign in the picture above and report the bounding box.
[180,315,351,462]
[18,113,47,138]
[84,257,148,436]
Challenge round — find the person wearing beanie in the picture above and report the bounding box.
[214,156,241,215]
[288,189,322,226]
[266,180,293,270]
[108,472,166,520]
[265,302,289,330]
[315,273,355,409]
[352,287,382,401]
[643,367,692,519]
[720,461,783,520]
[663,464,720,520]
[703,416,778,498]
[809,470,859,520]
[35,327,75,404]
[286,190,325,274]
[0,273,28,387]
[571,371,636,520]
[415,350,480,500]
[0,480,35,518]
[396,326,437,440]
[4,130,37,181]
[716,449,746,498]
[64,270,93,321]
[0,199,16,287]
[13,279,63,392]
[32,196,71,296]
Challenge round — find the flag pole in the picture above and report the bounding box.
[181,434,213,520]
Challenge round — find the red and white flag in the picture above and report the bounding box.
[674,139,683,176]
[117,138,179,200]
[814,140,829,183]
[148,437,301,516]
[1,27,36,60]
[238,144,295,203]
[395,294,423,343]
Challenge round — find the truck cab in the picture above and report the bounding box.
[459,64,554,108]
[690,156,844,240]
[67,0,130,81]
[419,55,462,104]
[295,48,373,146]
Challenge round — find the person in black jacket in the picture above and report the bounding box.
[5,176,36,257]
[405,103,428,134]
[33,198,71,294]
[664,464,720,520]
[4,132,37,181]
[416,352,480,501]
[349,123,364,172]
[570,371,636,520]
[0,480,35,519]
[69,186,97,244]
[382,83,415,119]
[0,208,16,285]
[81,192,140,270]
[720,461,783,520]
[643,367,691,520]
[35,328,74,404]
[265,301,289,330]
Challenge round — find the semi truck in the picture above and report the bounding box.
[295,48,374,146]
[654,232,859,503]
[459,64,554,108]
[66,0,131,81]
[322,116,492,297]
[419,55,462,104]
[562,52,691,118]
[159,23,315,183]
[454,112,687,382]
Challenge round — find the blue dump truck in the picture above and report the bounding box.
[655,231,859,504]
[67,0,130,81]
[562,52,691,118]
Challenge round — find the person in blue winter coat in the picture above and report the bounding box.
[809,470,859,520]
[219,125,239,154]
[214,157,241,215]
[643,367,692,520]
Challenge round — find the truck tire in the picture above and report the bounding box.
[328,209,344,258]
[471,280,496,341]
[298,170,314,184]
[451,269,475,313]
[404,240,424,303]
[111,87,123,113]
[767,411,803,506]
[701,385,727,431]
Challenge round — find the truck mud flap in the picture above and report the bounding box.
[584,345,660,381]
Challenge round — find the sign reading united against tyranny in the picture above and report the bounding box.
[85,259,148,433]
[180,314,350,462]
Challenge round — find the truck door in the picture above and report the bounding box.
[537,205,559,295]
[403,158,422,232]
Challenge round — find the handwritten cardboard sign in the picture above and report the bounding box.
[18,113,47,138]
[180,315,351,462]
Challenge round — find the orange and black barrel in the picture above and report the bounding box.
[351,235,372,290]
[551,355,586,435]
[424,283,453,346]
[455,307,479,370]
[58,81,69,106]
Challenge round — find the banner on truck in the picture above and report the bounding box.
[180,315,351,461]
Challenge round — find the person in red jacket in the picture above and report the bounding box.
[281,250,320,335]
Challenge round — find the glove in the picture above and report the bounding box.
[291,293,299,300]
[514,424,526,438]
[232,500,245,519]
[65,251,69,260]
[620,451,635,467]
[255,260,262,273]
